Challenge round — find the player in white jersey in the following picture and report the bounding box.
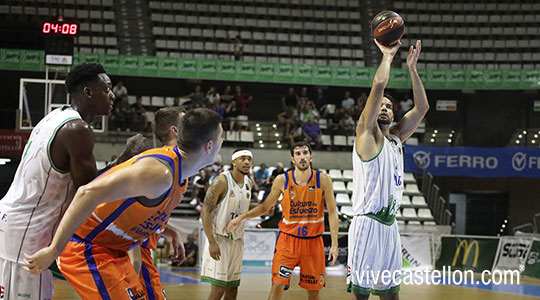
[200,149,255,300]
[0,63,145,300]
[348,39,429,300]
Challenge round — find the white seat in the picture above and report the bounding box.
[333,181,347,193]
[165,97,175,106]
[342,170,353,181]
[318,118,327,129]
[333,135,347,146]
[127,95,136,105]
[401,195,411,205]
[151,96,165,107]
[395,209,402,218]
[240,131,254,142]
[346,181,354,193]
[322,135,332,146]
[141,96,151,106]
[335,193,350,206]
[404,172,415,183]
[340,206,354,217]
[418,208,434,219]
[96,161,107,170]
[402,208,417,218]
[408,220,422,225]
[347,136,355,146]
[222,165,231,171]
[252,166,261,173]
[144,111,155,123]
[405,184,421,194]
[423,221,436,226]
[328,169,343,180]
[225,131,239,141]
[412,196,427,206]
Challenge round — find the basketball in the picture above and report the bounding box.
[371,10,405,46]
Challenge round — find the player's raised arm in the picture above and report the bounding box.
[390,40,430,142]
[357,40,401,133]
[200,174,227,260]
[226,174,284,233]
[24,157,173,275]
[321,173,339,266]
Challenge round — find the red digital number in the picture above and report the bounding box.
[61,23,70,34]
[42,22,51,33]
[69,24,78,35]
[50,23,59,33]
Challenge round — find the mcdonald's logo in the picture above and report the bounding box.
[452,240,479,268]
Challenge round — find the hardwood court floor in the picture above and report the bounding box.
[53,267,540,300]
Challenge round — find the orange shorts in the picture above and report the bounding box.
[57,235,146,300]
[271,232,326,290]
[140,247,166,300]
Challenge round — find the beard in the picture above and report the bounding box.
[377,117,391,126]
[239,169,249,175]
[296,162,310,171]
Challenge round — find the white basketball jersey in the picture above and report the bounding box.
[351,134,404,223]
[0,107,81,263]
[212,171,251,240]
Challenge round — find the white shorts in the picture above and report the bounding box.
[201,235,244,287]
[0,257,53,300]
[347,215,402,296]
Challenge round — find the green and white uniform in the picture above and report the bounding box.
[201,171,251,287]
[347,134,404,296]
[0,107,81,300]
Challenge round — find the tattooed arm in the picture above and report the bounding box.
[200,174,227,260]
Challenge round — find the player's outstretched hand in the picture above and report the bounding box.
[374,39,401,58]
[226,216,243,233]
[209,241,221,261]
[117,134,151,164]
[327,245,338,266]
[406,40,422,71]
[23,247,57,275]
[170,232,186,265]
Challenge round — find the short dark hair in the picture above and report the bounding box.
[152,106,187,143]
[383,93,395,105]
[65,63,106,94]
[178,108,223,153]
[290,141,312,156]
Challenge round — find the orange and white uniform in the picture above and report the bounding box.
[272,169,326,290]
[139,179,187,300]
[57,146,185,300]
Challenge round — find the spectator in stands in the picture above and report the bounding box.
[270,162,285,181]
[299,87,309,108]
[287,123,304,148]
[341,91,355,112]
[185,84,206,108]
[221,85,235,107]
[303,117,322,148]
[171,96,181,107]
[313,88,328,117]
[299,101,320,123]
[131,96,147,131]
[339,111,356,136]
[112,81,128,99]
[399,97,413,120]
[234,85,253,115]
[179,234,198,267]
[354,92,368,119]
[206,86,220,107]
[225,100,241,131]
[253,163,272,200]
[212,154,222,174]
[281,87,299,111]
[114,95,132,131]
[232,35,243,61]
[277,105,298,137]
[210,102,225,118]
[191,167,212,213]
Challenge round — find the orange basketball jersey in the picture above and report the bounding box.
[279,169,325,237]
[74,146,185,251]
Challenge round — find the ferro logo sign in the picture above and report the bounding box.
[452,240,479,267]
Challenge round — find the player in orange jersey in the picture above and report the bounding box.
[227,141,339,300]
[128,106,190,300]
[24,108,223,300]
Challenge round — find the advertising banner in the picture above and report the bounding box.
[405,145,540,178]
[436,236,500,272]
[493,236,532,272]
[401,235,433,270]
[0,130,30,156]
[522,239,540,278]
